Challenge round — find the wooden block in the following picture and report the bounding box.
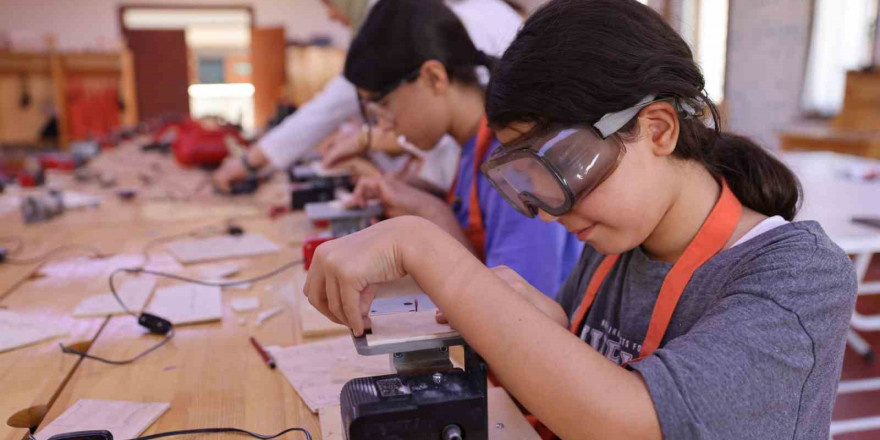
[269,337,393,413]
[33,399,169,440]
[230,297,260,312]
[304,200,382,221]
[366,311,457,347]
[290,267,348,337]
[0,310,69,353]
[165,233,281,264]
[317,388,540,440]
[145,284,223,325]
[72,277,156,318]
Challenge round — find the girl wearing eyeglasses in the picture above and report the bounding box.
[342,0,583,298]
[305,0,857,438]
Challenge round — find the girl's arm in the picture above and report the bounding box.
[347,176,476,254]
[304,216,662,440]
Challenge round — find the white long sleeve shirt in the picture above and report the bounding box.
[257,0,522,170]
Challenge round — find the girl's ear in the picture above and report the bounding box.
[420,60,450,95]
[639,101,679,157]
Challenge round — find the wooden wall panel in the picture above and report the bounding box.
[285,46,345,107]
[250,27,286,131]
[126,30,189,122]
[0,73,55,143]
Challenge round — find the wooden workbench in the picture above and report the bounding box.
[0,143,323,440]
[1,142,540,440]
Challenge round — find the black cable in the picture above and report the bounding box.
[29,426,312,440]
[136,224,227,270]
[63,259,303,364]
[131,427,312,440]
[3,243,106,265]
[59,329,175,365]
[0,236,24,254]
[108,260,304,316]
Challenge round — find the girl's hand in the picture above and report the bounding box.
[346,175,440,218]
[326,157,382,179]
[320,127,365,168]
[303,216,443,336]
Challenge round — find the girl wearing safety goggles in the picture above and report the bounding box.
[341,0,583,298]
[305,0,857,439]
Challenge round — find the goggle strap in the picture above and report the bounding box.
[593,94,657,138]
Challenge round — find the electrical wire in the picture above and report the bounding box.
[28,426,312,440]
[59,329,176,365]
[2,243,106,265]
[108,259,304,316]
[131,427,312,440]
[136,224,228,270]
[0,236,24,254]
[62,259,303,364]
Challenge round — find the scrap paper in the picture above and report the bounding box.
[0,310,69,353]
[145,284,223,325]
[269,337,392,412]
[34,399,169,440]
[165,233,280,264]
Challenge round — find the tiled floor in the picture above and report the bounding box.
[833,255,880,440]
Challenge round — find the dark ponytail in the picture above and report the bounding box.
[486,0,802,220]
[345,0,492,92]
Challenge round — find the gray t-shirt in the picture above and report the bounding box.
[556,221,857,439]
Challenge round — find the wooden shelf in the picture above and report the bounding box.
[0,50,136,149]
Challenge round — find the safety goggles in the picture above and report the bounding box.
[481,95,663,218]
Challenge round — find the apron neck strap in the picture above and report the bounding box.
[570,180,743,360]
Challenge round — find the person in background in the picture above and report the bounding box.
[212,0,522,193]
[341,0,581,298]
[303,0,858,438]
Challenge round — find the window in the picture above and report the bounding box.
[802,0,879,116]
[678,0,730,103]
[198,58,225,84]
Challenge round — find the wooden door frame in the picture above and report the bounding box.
[118,4,256,38]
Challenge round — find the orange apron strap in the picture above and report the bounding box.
[568,254,620,334]
[570,180,742,362]
[445,116,493,259]
[467,118,494,233]
[634,180,741,359]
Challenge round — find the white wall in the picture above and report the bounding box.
[724,0,813,149]
[0,0,351,51]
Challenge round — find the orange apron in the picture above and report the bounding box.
[534,180,743,439]
[446,117,494,261]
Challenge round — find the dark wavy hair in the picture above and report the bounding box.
[486,0,801,220]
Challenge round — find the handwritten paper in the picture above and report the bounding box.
[0,310,69,353]
[165,233,281,264]
[269,337,392,412]
[146,284,223,325]
[73,277,157,318]
[34,399,170,440]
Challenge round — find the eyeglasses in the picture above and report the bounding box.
[357,68,420,128]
